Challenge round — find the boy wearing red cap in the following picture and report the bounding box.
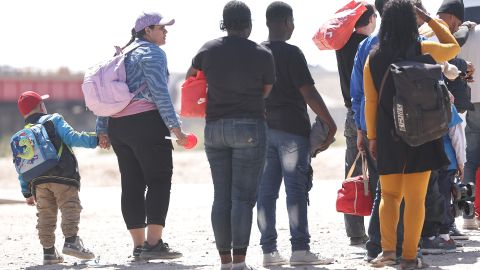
[13,91,98,265]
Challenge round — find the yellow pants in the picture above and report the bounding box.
[379,171,430,260]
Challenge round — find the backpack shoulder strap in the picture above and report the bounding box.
[122,40,150,95]
[37,114,53,125]
[122,40,150,55]
[378,67,391,103]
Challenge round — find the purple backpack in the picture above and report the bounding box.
[82,41,148,116]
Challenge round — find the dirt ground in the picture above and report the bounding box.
[1,147,479,270]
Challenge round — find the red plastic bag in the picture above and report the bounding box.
[313,0,367,51]
[180,71,207,118]
[336,152,373,216]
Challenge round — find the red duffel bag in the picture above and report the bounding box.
[336,152,373,216]
[180,71,207,118]
[312,0,367,51]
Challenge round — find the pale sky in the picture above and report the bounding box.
[0,0,443,73]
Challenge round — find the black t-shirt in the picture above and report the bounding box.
[263,41,315,138]
[192,36,275,121]
[335,31,368,108]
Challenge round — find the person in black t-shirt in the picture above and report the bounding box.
[256,2,337,267]
[334,2,377,246]
[186,2,275,270]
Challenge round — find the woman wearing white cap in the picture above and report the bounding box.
[96,11,187,260]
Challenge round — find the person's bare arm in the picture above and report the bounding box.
[299,84,337,145]
[263,84,273,98]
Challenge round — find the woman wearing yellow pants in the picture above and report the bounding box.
[363,0,460,269]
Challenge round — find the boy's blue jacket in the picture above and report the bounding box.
[17,113,97,198]
[350,34,378,131]
[443,105,463,171]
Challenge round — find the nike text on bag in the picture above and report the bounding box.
[81,41,148,117]
[10,115,63,182]
[379,54,451,147]
[180,71,207,118]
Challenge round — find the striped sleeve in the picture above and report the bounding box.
[140,47,180,129]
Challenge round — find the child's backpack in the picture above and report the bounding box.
[82,41,148,117]
[10,115,62,182]
[379,53,452,147]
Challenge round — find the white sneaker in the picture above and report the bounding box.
[289,250,334,266]
[231,262,254,270]
[263,250,288,266]
[462,218,479,230]
[220,262,232,270]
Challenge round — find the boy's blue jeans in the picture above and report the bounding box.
[205,118,267,252]
[257,129,312,253]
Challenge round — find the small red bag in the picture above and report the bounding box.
[312,0,367,51]
[180,71,207,118]
[336,152,373,216]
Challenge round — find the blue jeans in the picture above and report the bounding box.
[422,170,456,236]
[464,103,480,219]
[257,129,312,253]
[205,118,267,252]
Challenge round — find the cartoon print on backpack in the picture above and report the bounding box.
[13,134,36,161]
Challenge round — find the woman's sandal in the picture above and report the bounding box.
[370,251,397,268]
[400,257,429,270]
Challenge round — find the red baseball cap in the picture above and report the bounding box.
[17,91,49,116]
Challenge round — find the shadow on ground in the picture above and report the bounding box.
[0,198,22,204]
[25,261,209,270]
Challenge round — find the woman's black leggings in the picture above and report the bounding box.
[108,110,173,229]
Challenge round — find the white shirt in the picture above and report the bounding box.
[459,26,480,103]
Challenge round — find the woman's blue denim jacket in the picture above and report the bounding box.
[96,38,180,134]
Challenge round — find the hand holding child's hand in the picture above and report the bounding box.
[26,196,35,206]
[98,134,111,150]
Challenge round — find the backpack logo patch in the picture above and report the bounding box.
[396,103,406,132]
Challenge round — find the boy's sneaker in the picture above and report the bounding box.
[449,226,469,240]
[263,250,288,266]
[43,247,64,265]
[62,236,95,260]
[462,218,479,230]
[139,240,182,260]
[132,246,142,260]
[350,235,369,246]
[289,250,334,265]
[421,237,456,254]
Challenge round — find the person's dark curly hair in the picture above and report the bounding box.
[378,0,419,57]
[220,1,251,32]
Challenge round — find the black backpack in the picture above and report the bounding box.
[379,53,452,147]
